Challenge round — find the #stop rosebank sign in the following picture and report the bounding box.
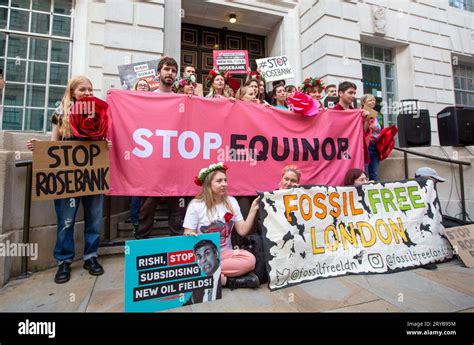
[256,55,294,82]
[213,50,249,74]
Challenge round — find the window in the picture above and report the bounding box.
[449,0,474,12]
[361,44,397,128]
[453,63,474,106]
[0,0,72,132]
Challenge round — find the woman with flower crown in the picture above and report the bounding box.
[26,76,110,285]
[176,75,197,95]
[205,69,231,98]
[183,162,261,290]
[301,77,325,108]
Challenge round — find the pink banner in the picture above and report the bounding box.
[107,90,364,196]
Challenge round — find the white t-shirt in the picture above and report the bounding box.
[183,196,243,251]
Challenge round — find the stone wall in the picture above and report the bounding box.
[299,0,473,144]
[73,0,166,97]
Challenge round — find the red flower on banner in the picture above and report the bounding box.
[224,212,233,223]
[287,91,321,117]
[69,96,109,140]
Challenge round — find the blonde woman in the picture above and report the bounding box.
[26,76,109,284]
[278,165,301,189]
[361,93,382,182]
[205,70,231,98]
[235,86,257,103]
[133,78,151,92]
[183,162,261,290]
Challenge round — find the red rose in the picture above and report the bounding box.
[224,212,233,223]
[210,70,216,76]
[194,176,202,186]
[222,164,228,170]
[69,96,109,140]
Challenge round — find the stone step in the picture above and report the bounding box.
[117,223,170,239]
[99,232,171,253]
[117,220,169,230]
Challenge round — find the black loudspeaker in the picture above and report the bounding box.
[397,109,431,147]
[437,106,474,146]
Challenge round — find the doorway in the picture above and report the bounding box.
[181,23,266,95]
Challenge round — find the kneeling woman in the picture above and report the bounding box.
[183,162,260,290]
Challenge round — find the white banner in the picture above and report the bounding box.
[256,55,294,82]
[259,179,453,290]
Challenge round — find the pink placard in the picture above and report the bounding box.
[212,50,249,74]
[106,90,364,196]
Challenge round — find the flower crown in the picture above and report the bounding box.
[247,70,265,82]
[177,75,197,88]
[300,77,325,93]
[194,162,228,186]
[205,69,230,87]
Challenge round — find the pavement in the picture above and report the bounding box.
[0,254,473,313]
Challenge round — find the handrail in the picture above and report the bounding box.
[393,146,471,221]
[15,160,33,278]
[393,147,471,166]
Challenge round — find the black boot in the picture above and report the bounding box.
[225,272,260,290]
[54,262,71,284]
[83,257,104,276]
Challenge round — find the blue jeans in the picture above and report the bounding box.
[130,196,141,224]
[365,141,380,182]
[54,194,104,264]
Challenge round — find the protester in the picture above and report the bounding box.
[300,77,325,108]
[343,168,372,186]
[324,84,337,98]
[176,75,197,95]
[129,78,152,234]
[258,79,266,103]
[334,82,373,169]
[278,165,301,189]
[285,85,297,99]
[266,80,285,103]
[206,70,231,98]
[235,86,257,103]
[26,76,110,284]
[244,78,262,103]
[133,78,151,92]
[183,64,196,78]
[415,167,446,185]
[361,94,383,182]
[137,57,187,240]
[183,162,260,290]
[272,84,289,110]
[245,68,266,103]
[333,81,357,110]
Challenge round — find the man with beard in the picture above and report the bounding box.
[135,57,188,240]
